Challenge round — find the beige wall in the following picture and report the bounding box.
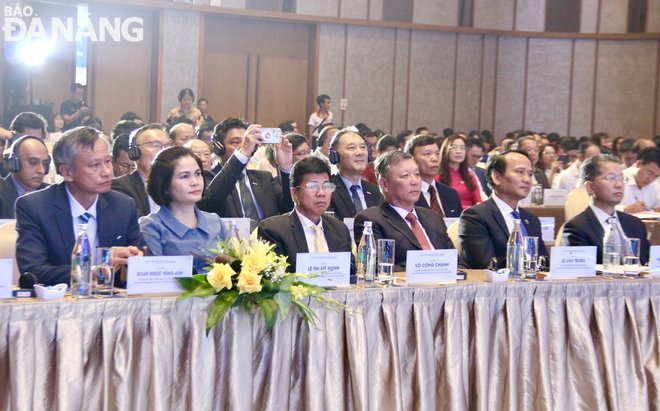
[318,23,660,139]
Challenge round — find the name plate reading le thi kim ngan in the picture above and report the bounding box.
[543,189,569,206]
[127,256,192,295]
[550,246,597,279]
[406,249,457,284]
[296,252,351,287]
[0,259,12,298]
[650,246,660,276]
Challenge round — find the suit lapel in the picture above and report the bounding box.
[584,207,605,244]
[382,203,421,248]
[417,208,444,248]
[363,183,379,207]
[290,212,309,253]
[333,175,356,215]
[97,193,113,246]
[487,198,510,238]
[129,171,149,212]
[247,171,265,213]
[53,183,75,249]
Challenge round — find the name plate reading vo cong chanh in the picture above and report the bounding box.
[127,256,193,295]
[550,246,597,279]
[406,249,458,284]
[296,252,351,287]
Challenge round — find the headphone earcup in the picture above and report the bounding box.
[329,148,340,165]
[367,144,373,163]
[9,154,20,173]
[213,140,225,157]
[44,155,51,175]
[128,145,141,161]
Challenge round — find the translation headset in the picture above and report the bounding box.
[127,127,142,161]
[328,126,373,165]
[6,135,51,174]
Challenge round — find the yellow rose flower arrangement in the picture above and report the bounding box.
[237,271,263,294]
[206,263,234,292]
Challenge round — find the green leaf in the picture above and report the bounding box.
[176,277,193,292]
[273,291,292,322]
[232,294,244,307]
[243,296,253,312]
[191,274,209,287]
[206,289,238,335]
[279,275,296,291]
[292,299,322,331]
[257,298,279,330]
[179,283,217,300]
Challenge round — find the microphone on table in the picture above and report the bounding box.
[19,272,38,289]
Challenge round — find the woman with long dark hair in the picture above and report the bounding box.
[436,134,482,209]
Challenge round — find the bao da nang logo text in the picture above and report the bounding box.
[3,5,144,42]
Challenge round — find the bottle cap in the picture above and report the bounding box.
[78,223,88,231]
[364,221,372,227]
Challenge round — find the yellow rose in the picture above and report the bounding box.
[206,263,235,292]
[237,271,263,294]
[241,252,269,274]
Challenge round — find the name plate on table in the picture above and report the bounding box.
[127,256,192,295]
[543,189,569,206]
[539,217,556,243]
[650,246,660,276]
[406,249,458,284]
[296,252,351,287]
[343,218,355,243]
[550,246,597,278]
[221,218,251,241]
[0,259,12,298]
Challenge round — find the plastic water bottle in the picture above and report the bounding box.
[603,217,623,276]
[225,219,240,241]
[71,224,92,298]
[506,219,524,278]
[357,222,377,285]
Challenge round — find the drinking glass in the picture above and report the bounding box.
[624,238,641,275]
[522,236,538,278]
[531,184,544,206]
[377,239,395,285]
[93,247,116,296]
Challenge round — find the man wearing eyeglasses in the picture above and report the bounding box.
[562,154,650,264]
[616,147,660,213]
[111,123,172,218]
[258,156,353,272]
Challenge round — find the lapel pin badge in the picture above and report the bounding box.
[524,219,529,224]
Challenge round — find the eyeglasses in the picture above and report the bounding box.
[116,163,136,172]
[594,176,629,183]
[293,150,311,157]
[297,182,336,192]
[138,140,173,150]
[449,145,466,151]
[542,151,557,155]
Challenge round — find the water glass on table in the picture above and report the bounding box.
[93,247,116,296]
[377,239,395,285]
[522,236,538,278]
[623,237,641,275]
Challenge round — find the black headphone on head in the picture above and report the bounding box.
[212,132,225,157]
[328,126,373,165]
[127,128,142,161]
[6,135,51,174]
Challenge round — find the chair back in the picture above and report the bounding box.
[0,220,20,285]
[447,220,463,258]
[555,223,566,246]
[565,187,590,221]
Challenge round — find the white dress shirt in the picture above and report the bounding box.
[295,209,329,253]
[553,162,581,190]
[589,203,619,233]
[420,180,446,215]
[66,185,99,248]
[311,148,338,175]
[491,193,521,235]
[616,165,660,211]
[138,173,160,214]
[341,175,367,210]
[389,204,434,249]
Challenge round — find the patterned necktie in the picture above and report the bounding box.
[428,186,444,217]
[238,174,259,228]
[79,212,93,224]
[349,185,363,213]
[405,212,432,250]
[510,210,528,236]
[311,225,327,253]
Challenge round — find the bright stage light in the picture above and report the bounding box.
[18,41,50,67]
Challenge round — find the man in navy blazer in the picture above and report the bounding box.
[15,127,145,285]
[562,154,650,264]
[258,157,353,272]
[466,137,492,197]
[354,151,467,272]
[406,134,463,217]
[459,150,548,269]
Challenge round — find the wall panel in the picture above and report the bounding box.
[594,40,658,138]
[473,0,514,30]
[480,35,497,136]
[408,30,457,132]
[369,0,384,20]
[318,23,346,123]
[454,34,483,133]
[413,0,459,27]
[524,38,572,134]
[391,29,410,134]
[580,0,599,33]
[649,0,660,32]
[569,39,596,136]
[296,0,338,17]
[340,0,368,19]
[493,36,526,138]
[599,0,628,33]
[343,26,395,129]
[515,0,545,32]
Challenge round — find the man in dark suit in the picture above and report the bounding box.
[354,151,467,272]
[258,157,353,271]
[201,117,294,231]
[459,150,548,269]
[466,137,492,197]
[111,124,172,218]
[15,127,145,285]
[563,154,650,264]
[405,134,462,217]
[515,135,550,188]
[0,136,50,218]
[327,128,383,220]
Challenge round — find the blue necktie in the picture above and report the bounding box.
[511,210,528,236]
[349,185,363,213]
[79,212,93,224]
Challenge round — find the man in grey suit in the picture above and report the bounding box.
[258,156,353,272]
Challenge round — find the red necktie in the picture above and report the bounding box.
[428,186,444,217]
[405,212,432,250]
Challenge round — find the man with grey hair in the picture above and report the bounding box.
[354,150,466,272]
[514,135,550,188]
[15,126,145,285]
[562,154,649,264]
[111,123,172,218]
